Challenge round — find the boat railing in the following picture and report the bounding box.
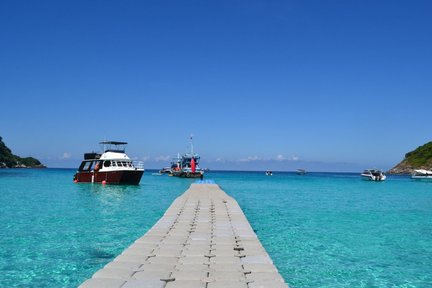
[132,161,145,170]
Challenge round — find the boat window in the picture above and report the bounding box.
[78,162,86,171]
[80,161,93,171]
[117,161,123,167]
[103,161,111,167]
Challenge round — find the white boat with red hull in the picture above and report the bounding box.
[73,141,144,185]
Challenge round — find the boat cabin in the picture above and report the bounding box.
[180,154,200,169]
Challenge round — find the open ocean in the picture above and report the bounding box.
[1,169,431,287]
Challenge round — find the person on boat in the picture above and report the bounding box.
[94,161,101,171]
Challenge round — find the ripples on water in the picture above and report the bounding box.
[0,169,431,287]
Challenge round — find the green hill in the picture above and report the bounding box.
[0,136,45,168]
[388,141,432,174]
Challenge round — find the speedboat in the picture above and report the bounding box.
[411,169,432,180]
[361,169,386,181]
[73,141,144,185]
[159,167,171,174]
[296,169,306,175]
[265,170,273,176]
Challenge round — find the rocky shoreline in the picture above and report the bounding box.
[387,141,432,175]
[0,162,46,169]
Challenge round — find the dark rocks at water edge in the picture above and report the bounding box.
[387,141,432,174]
[0,136,46,168]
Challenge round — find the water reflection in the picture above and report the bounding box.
[74,183,143,207]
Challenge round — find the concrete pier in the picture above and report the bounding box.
[80,183,288,288]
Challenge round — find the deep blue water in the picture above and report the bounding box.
[0,169,431,287]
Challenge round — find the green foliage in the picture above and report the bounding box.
[0,136,17,167]
[18,157,42,167]
[404,141,432,166]
[0,136,45,168]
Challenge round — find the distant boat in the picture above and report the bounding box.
[170,136,204,178]
[296,169,306,175]
[159,167,171,174]
[411,169,432,180]
[361,169,386,181]
[265,170,273,176]
[73,141,144,185]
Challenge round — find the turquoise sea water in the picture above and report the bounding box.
[1,169,431,287]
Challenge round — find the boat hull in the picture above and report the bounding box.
[411,176,432,180]
[74,170,144,185]
[361,174,386,181]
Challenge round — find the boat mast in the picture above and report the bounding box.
[190,135,194,155]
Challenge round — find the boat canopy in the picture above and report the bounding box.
[100,141,128,145]
[99,141,128,153]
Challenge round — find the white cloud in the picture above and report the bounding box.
[60,152,71,160]
[155,155,171,162]
[238,156,261,162]
[276,154,286,161]
[292,155,300,161]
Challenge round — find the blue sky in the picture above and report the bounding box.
[1,0,431,171]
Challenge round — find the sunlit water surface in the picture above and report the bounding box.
[1,169,431,287]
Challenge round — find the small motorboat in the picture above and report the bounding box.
[411,169,432,180]
[361,169,386,181]
[265,170,273,176]
[296,169,306,175]
[73,141,144,185]
[159,167,171,174]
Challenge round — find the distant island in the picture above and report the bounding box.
[388,141,432,174]
[0,136,46,168]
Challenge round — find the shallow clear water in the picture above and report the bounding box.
[0,169,431,287]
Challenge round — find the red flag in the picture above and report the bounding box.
[191,158,196,173]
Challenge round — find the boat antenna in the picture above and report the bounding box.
[190,134,194,155]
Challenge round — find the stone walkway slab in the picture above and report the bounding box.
[79,184,288,288]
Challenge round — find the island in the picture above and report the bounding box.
[387,141,432,174]
[0,136,46,168]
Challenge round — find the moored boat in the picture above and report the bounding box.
[73,141,144,185]
[170,137,204,178]
[296,169,306,175]
[411,169,432,180]
[159,167,171,174]
[361,169,386,181]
